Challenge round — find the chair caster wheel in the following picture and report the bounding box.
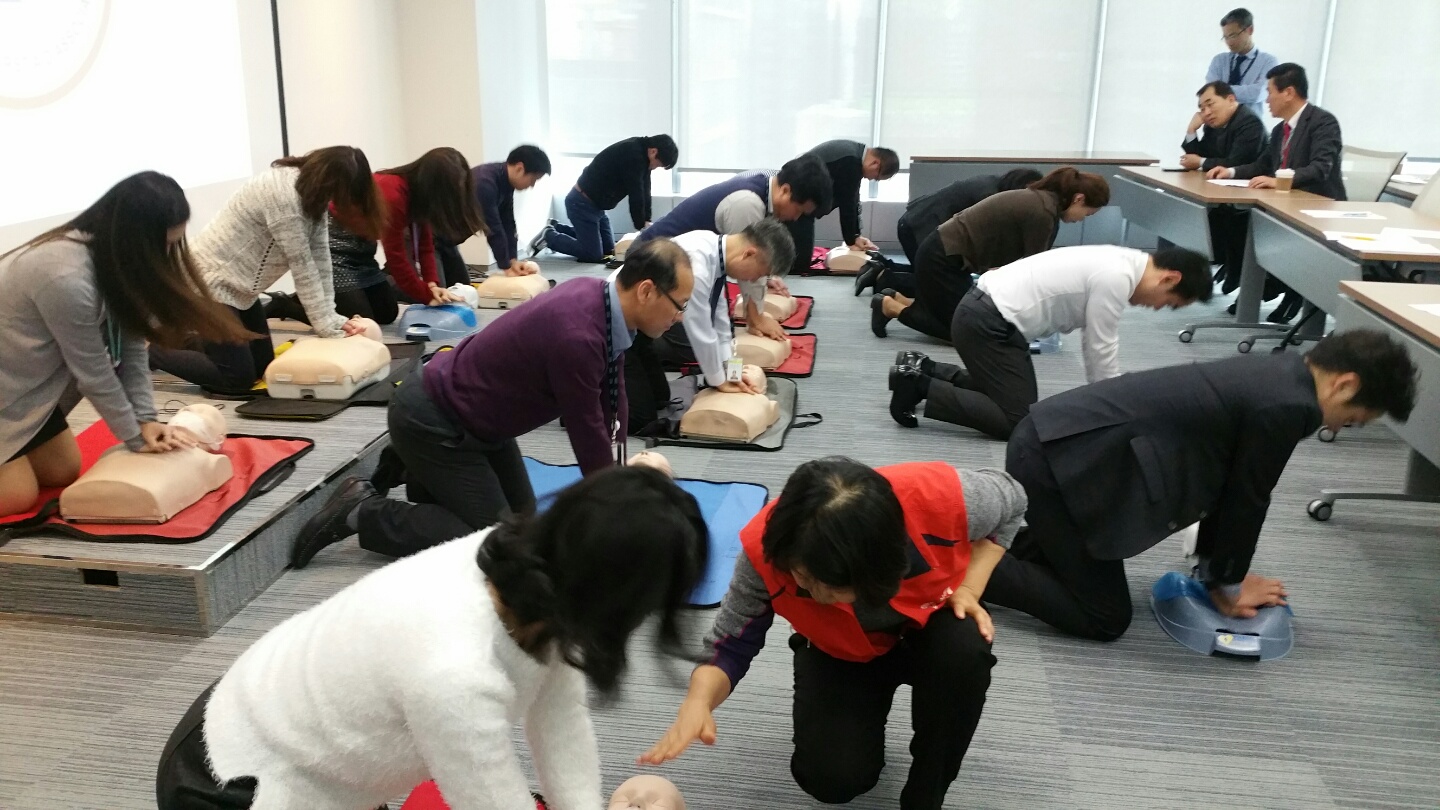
[1307,499,1332,521]
[1318,427,1337,443]
[1178,330,1194,344]
[1237,340,1253,353]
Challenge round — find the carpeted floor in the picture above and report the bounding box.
[1,257,1437,809]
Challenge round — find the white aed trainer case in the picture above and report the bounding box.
[475,274,551,310]
[265,336,392,400]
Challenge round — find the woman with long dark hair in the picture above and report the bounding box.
[156,466,709,810]
[0,172,252,517]
[870,166,1111,341]
[267,147,488,325]
[149,146,385,393]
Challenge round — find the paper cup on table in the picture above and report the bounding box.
[1274,168,1295,192]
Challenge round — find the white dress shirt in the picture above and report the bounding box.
[671,230,768,387]
[977,245,1147,383]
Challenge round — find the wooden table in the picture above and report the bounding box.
[908,151,1158,248]
[1310,281,1440,520]
[1243,198,1440,349]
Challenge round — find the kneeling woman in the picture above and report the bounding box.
[644,457,1027,810]
[157,466,709,809]
[149,146,385,393]
[0,172,251,517]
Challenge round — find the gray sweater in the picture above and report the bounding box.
[0,237,155,461]
[702,467,1028,687]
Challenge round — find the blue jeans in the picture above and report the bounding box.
[547,187,615,262]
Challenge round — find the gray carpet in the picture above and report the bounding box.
[2,258,1437,809]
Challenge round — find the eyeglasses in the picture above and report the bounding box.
[1221,28,1249,42]
[660,288,687,313]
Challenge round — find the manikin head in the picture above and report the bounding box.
[1220,7,1255,54]
[771,154,832,222]
[616,238,695,338]
[1128,248,1214,310]
[724,218,796,283]
[348,316,384,341]
[1264,62,1309,121]
[609,775,686,810]
[1304,330,1418,432]
[861,146,901,181]
[1197,81,1241,129]
[506,144,551,191]
[627,450,674,478]
[168,403,227,452]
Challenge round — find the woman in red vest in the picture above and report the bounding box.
[641,457,1027,810]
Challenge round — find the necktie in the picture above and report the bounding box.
[1228,54,1245,86]
[1280,122,1292,169]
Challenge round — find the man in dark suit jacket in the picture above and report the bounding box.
[983,330,1417,641]
[1208,62,1345,320]
[897,169,1043,264]
[1181,81,1268,294]
[786,140,899,274]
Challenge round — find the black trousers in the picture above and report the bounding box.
[896,216,920,265]
[156,684,257,809]
[280,282,400,326]
[1208,206,1246,294]
[789,610,994,810]
[433,235,477,287]
[785,214,817,275]
[149,302,274,394]
[897,230,973,341]
[355,366,535,558]
[981,417,1133,640]
[623,334,674,434]
[923,289,1037,440]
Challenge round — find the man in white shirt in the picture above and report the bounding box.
[626,219,796,430]
[1204,8,1279,122]
[888,245,1212,438]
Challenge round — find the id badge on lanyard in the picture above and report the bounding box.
[602,283,627,466]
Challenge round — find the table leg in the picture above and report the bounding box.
[1180,214,1289,344]
[1309,450,1440,520]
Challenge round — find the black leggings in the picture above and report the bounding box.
[148,302,273,394]
[282,282,399,326]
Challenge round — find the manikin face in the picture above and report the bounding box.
[1221,21,1253,54]
[1198,89,1239,129]
[791,566,857,605]
[609,775,686,810]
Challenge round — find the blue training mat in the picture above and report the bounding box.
[522,457,769,608]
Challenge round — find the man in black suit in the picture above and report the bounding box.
[786,140,900,274]
[1181,81,1268,293]
[983,330,1417,641]
[1209,62,1345,321]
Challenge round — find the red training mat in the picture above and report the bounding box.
[0,421,314,543]
[726,281,813,329]
[769,332,816,377]
[401,781,547,810]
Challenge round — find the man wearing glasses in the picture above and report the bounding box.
[1204,8,1279,122]
[291,238,694,569]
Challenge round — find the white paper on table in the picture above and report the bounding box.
[1337,237,1440,255]
[1391,175,1429,185]
[1380,227,1440,241]
[1302,209,1386,220]
[1206,179,1251,187]
[1323,230,1379,241]
[1410,304,1440,317]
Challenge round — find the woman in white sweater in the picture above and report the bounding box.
[149,146,386,393]
[0,172,251,516]
[156,466,710,810]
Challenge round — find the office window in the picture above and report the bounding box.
[679,0,879,170]
[879,0,1102,164]
[1092,0,1329,163]
[1323,0,1440,158]
[545,0,672,154]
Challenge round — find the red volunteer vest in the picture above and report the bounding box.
[741,462,971,663]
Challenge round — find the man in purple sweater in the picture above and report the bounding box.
[291,238,695,568]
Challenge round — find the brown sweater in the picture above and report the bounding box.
[937,188,1061,272]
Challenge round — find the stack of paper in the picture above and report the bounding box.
[1302,209,1386,220]
[1206,179,1251,187]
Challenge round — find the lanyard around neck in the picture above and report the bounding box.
[601,282,625,465]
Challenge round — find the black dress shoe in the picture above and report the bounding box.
[1266,305,1294,324]
[888,365,925,428]
[292,477,376,569]
[854,262,879,296]
[894,350,935,376]
[870,293,892,338]
[1226,302,1238,316]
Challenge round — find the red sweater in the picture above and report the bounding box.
[375,173,438,302]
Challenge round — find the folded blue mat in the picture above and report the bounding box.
[523,457,769,607]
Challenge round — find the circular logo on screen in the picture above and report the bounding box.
[0,0,111,108]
